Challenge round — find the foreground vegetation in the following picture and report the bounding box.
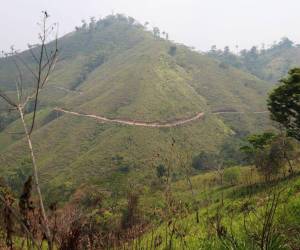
[1,164,300,249]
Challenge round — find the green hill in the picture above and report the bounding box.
[207,37,300,83]
[0,15,273,200]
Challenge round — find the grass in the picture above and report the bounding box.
[129,165,300,249]
[0,15,273,202]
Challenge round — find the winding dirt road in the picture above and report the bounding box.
[51,84,269,128]
[54,108,268,128]
[54,108,205,128]
[213,111,268,114]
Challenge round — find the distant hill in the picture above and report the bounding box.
[0,14,273,201]
[207,37,300,83]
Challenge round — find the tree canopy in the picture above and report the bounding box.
[268,68,300,141]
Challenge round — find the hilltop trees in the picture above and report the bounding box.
[153,27,160,38]
[207,38,298,81]
[75,14,142,33]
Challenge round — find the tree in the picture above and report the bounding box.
[278,37,294,49]
[81,19,87,29]
[241,132,275,153]
[89,16,96,30]
[192,152,224,184]
[241,133,286,181]
[144,21,149,29]
[192,152,218,171]
[268,68,300,141]
[210,45,217,53]
[223,46,230,55]
[153,27,160,38]
[0,12,58,248]
[128,16,135,25]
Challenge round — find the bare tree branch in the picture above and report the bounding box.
[0,90,17,107]
[0,11,58,249]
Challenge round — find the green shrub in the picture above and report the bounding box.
[224,167,241,185]
[168,45,177,56]
[156,164,167,178]
[192,152,218,171]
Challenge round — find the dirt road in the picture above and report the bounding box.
[54,108,268,128]
[54,108,205,128]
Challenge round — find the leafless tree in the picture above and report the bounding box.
[0,11,58,249]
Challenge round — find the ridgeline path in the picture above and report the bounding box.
[54,108,268,128]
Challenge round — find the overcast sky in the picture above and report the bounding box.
[1,0,299,52]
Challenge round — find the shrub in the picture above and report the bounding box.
[118,165,130,173]
[168,46,177,56]
[223,167,241,185]
[192,152,218,171]
[156,164,167,178]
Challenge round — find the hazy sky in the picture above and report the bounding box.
[1,0,299,52]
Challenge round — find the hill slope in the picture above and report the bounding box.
[0,15,273,199]
[207,37,300,83]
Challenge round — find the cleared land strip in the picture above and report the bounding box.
[213,111,268,114]
[54,108,205,128]
[54,108,268,128]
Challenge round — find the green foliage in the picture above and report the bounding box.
[168,45,177,56]
[0,111,18,132]
[223,167,241,185]
[6,158,32,193]
[241,132,275,152]
[220,136,246,166]
[156,164,167,178]
[241,133,296,181]
[44,181,75,205]
[268,68,300,141]
[0,13,271,200]
[192,152,219,171]
[207,37,299,82]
